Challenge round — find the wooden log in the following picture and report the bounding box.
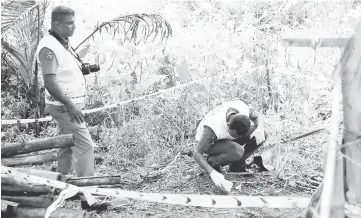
[340,23,361,216]
[66,175,125,186]
[14,167,63,181]
[1,199,19,213]
[1,151,57,166]
[1,195,57,208]
[1,184,55,195]
[2,166,97,207]
[5,207,90,218]
[281,37,349,48]
[1,134,74,157]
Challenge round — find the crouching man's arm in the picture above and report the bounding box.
[249,107,267,145]
[193,126,218,174]
[193,126,232,192]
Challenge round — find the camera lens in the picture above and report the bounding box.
[90,64,100,72]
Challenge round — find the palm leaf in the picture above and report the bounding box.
[1,0,38,34]
[74,13,172,50]
[1,0,49,85]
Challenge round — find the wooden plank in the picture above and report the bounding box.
[281,37,349,48]
[1,134,74,157]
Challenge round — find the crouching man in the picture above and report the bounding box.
[193,99,268,190]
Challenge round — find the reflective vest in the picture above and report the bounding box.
[36,34,86,106]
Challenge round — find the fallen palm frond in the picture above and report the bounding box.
[74,13,172,50]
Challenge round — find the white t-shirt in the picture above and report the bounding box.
[195,100,252,141]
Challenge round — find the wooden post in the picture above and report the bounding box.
[1,134,74,157]
[340,24,361,217]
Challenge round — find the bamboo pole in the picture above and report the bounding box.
[1,134,74,157]
[281,38,349,48]
[1,195,57,208]
[1,151,58,166]
[318,75,344,218]
[340,24,361,217]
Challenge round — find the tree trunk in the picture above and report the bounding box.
[1,134,74,157]
[340,24,361,217]
[5,207,90,218]
[1,195,57,208]
[13,167,63,181]
[66,175,125,186]
[1,151,58,166]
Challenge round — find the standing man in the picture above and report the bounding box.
[36,6,96,177]
[193,99,268,191]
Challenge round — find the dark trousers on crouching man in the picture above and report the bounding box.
[206,125,268,172]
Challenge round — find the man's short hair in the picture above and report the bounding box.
[229,114,251,136]
[51,6,75,23]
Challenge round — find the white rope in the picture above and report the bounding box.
[82,187,311,209]
[1,78,206,125]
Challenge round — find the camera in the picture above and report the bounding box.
[81,63,100,75]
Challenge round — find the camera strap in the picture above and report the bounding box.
[48,30,84,70]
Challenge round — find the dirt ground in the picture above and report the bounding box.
[63,148,322,218]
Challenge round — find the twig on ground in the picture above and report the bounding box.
[294,180,318,189]
[159,152,181,174]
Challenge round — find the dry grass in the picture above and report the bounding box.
[83,72,333,217]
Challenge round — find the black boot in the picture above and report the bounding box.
[251,156,269,172]
[229,161,247,172]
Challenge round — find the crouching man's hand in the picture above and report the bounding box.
[210,170,233,194]
[250,127,265,145]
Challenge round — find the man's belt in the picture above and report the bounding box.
[46,95,85,102]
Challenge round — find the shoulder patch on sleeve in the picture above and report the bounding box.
[45,50,54,60]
